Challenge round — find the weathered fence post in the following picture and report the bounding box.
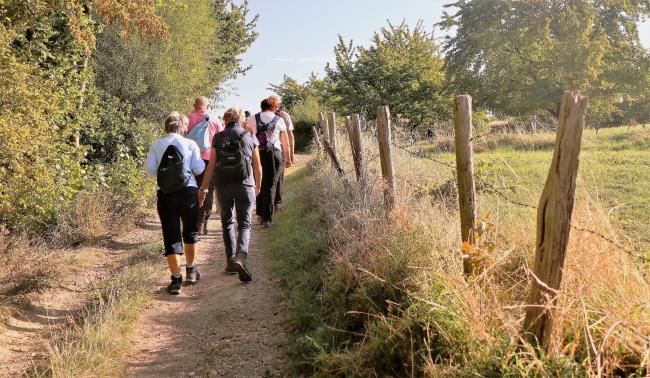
[323,140,344,175]
[454,95,477,276]
[530,113,538,134]
[312,125,322,156]
[350,114,366,185]
[318,112,330,143]
[345,116,354,150]
[522,90,588,352]
[345,115,355,163]
[376,106,395,210]
[327,111,338,157]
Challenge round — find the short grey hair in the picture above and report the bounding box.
[164,111,184,133]
[194,96,209,109]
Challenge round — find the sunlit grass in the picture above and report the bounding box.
[413,126,650,256]
[36,242,165,378]
[269,126,650,376]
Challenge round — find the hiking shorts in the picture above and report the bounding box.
[156,187,200,256]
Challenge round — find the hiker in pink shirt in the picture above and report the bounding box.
[187,96,222,235]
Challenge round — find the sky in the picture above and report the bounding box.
[219,0,650,113]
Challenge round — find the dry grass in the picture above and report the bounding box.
[35,242,164,378]
[0,234,57,297]
[55,188,144,245]
[418,130,557,154]
[271,132,650,376]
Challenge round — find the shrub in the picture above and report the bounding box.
[290,95,323,151]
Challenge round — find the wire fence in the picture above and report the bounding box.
[331,132,635,256]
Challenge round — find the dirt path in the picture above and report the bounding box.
[0,216,162,377]
[124,222,285,377]
[125,155,310,378]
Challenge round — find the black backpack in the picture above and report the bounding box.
[255,114,280,151]
[157,144,191,194]
[215,131,250,184]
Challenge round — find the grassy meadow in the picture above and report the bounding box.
[415,125,650,258]
[269,125,650,377]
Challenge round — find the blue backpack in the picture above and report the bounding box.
[186,116,211,152]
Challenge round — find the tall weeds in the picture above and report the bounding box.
[271,136,650,377]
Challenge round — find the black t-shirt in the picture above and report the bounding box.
[212,124,258,187]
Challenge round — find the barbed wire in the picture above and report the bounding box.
[323,136,636,257]
[381,155,633,255]
[392,144,456,170]
[478,181,538,210]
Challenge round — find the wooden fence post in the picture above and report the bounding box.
[350,114,365,185]
[522,90,588,351]
[312,125,322,156]
[345,116,354,150]
[318,112,330,142]
[454,95,477,276]
[327,111,338,157]
[345,115,355,164]
[376,106,395,210]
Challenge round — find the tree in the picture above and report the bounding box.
[92,0,258,121]
[440,0,650,126]
[0,0,166,230]
[325,21,449,127]
[268,73,329,111]
[0,0,258,232]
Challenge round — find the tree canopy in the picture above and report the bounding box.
[440,0,650,124]
[0,0,257,232]
[268,73,329,111]
[93,0,258,121]
[326,21,450,126]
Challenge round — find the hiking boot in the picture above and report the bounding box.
[185,265,201,283]
[274,203,283,213]
[234,259,252,282]
[224,260,238,275]
[167,275,182,295]
[262,221,272,228]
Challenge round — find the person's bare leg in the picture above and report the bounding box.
[184,243,196,266]
[184,243,201,283]
[166,254,182,275]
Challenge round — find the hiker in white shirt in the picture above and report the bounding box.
[246,98,291,227]
[269,95,294,212]
[145,112,205,295]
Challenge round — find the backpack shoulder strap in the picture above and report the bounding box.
[268,115,281,128]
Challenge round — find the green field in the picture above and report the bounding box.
[414,126,650,256]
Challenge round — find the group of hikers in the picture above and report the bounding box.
[145,95,295,295]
